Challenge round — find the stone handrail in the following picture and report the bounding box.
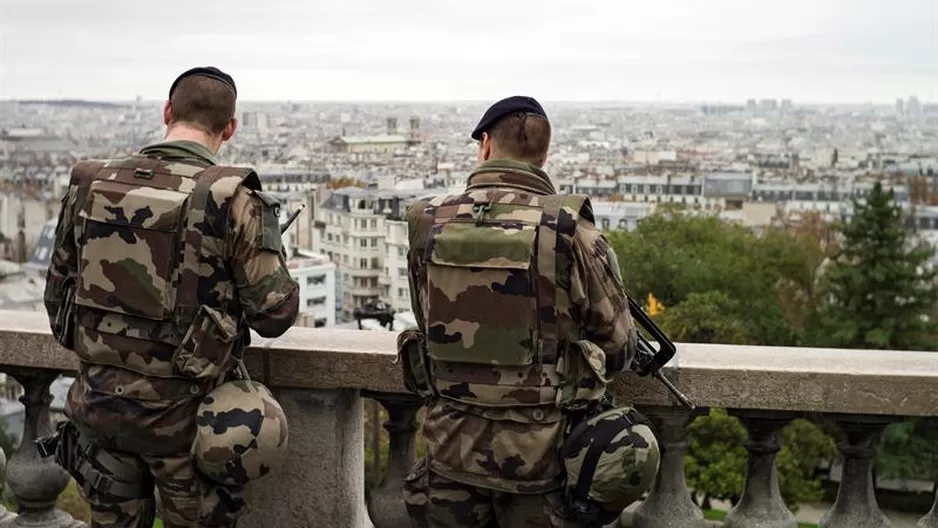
[0,309,934,528]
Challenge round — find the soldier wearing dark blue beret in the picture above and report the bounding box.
[468,95,552,170]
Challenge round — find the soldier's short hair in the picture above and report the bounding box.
[488,113,551,167]
[169,76,236,135]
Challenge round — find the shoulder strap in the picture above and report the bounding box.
[536,194,589,364]
[69,160,107,245]
[177,166,257,321]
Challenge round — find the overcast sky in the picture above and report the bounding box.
[1,0,936,103]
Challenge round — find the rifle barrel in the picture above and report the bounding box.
[652,370,696,411]
[280,204,306,234]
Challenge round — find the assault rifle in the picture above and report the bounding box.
[280,204,305,234]
[627,297,696,411]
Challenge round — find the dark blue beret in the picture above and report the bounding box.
[168,66,237,98]
[470,95,548,140]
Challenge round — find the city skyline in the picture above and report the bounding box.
[1,0,936,104]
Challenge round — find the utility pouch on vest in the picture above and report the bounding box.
[556,340,611,412]
[424,218,539,366]
[396,329,435,399]
[173,304,239,380]
[75,178,190,322]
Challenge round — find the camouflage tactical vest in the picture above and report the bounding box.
[66,154,260,383]
[406,188,590,408]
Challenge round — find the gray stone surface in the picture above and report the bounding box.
[238,388,365,528]
[724,411,798,528]
[631,406,707,528]
[1,309,936,416]
[0,310,936,528]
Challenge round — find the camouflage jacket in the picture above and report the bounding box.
[404,158,637,493]
[43,140,300,455]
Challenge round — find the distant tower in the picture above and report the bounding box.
[15,205,26,264]
[387,117,398,135]
[410,117,420,133]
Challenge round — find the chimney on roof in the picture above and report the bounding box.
[387,117,398,135]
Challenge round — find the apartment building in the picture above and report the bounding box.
[282,217,337,327]
[313,187,431,321]
[381,218,412,312]
[591,201,656,231]
[286,251,337,328]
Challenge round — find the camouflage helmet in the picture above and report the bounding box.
[191,380,289,487]
[561,405,660,526]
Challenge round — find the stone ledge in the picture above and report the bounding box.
[1,310,936,416]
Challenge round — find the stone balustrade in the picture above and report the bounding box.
[0,309,935,528]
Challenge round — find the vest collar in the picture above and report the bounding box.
[466,158,556,196]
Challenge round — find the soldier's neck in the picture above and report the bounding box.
[163,124,221,154]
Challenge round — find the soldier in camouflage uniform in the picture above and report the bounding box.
[43,66,299,528]
[398,96,659,527]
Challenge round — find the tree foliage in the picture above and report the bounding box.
[606,210,802,346]
[604,208,869,510]
[813,181,938,350]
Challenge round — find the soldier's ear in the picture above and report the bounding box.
[222,118,238,141]
[479,132,492,162]
[162,101,172,126]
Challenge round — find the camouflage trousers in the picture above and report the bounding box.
[77,446,246,528]
[404,458,577,528]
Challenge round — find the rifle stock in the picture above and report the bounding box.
[627,297,696,411]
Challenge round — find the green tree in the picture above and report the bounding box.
[810,182,938,482]
[607,210,837,512]
[655,291,747,345]
[685,409,747,509]
[876,419,938,482]
[813,181,938,350]
[607,210,797,346]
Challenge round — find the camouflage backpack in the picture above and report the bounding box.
[402,189,610,410]
[66,155,259,383]
[561,403,661,527]
[191,379,289,487]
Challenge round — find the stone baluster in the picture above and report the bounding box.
[724,410,798,528]
[363,392,422,528]
[818,414,896,528]
[918,490,938,528]
[630,405,707,528]
[0,440,17,524]
[3,369,83,528]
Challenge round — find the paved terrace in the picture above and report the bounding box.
[0,309,935,528]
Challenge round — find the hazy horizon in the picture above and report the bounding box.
[2,0,936,104]
[2,97,935,106]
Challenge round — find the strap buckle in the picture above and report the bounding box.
[472,201,492,225]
